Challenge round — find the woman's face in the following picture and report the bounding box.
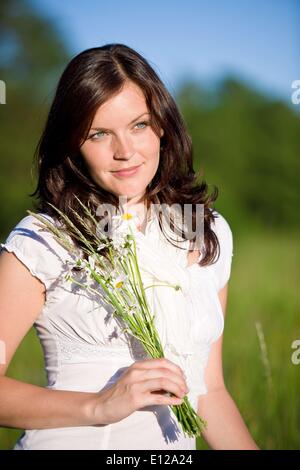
[80,81,164,206]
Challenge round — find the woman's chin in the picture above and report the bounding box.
[111,188,147,203]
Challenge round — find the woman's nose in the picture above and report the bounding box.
[114,135,134,159]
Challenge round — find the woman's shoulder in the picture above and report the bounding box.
[2,212,64,254]
[209,210,234,291]
[210,210,233,243]
[3,212,56,236]
[1,212,73,291]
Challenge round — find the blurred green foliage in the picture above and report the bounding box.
[0,0,299,451]
[176,79,300,233]
[0,0,70,238]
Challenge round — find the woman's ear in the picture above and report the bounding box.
[160,128,164,138]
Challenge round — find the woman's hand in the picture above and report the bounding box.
[90,358,189,425]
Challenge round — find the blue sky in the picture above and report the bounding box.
[30,0,299,103]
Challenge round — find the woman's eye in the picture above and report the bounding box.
[89,121,149,141]
[90,130,107,140]
[135,121,148,129]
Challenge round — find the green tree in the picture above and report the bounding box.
[176,77,300,232]
[0,0,70,239]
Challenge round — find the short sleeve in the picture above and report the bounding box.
[210,212,234,291]
[0,214,72,292]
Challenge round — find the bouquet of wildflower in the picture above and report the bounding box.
[28,198,207,438]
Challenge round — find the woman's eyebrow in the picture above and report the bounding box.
[90,112,151,131]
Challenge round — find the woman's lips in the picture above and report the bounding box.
[112,164,142,178]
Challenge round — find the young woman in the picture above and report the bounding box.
[0,43,259,450]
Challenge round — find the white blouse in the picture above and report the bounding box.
[1,208,233,450]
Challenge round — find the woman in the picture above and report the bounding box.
[0,43,259,450]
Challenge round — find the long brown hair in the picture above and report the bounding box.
[31,43,220,266]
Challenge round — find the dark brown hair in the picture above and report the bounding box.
[31,43,220,266]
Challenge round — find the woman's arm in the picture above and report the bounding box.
[197,283,260,450]
[0,250,103,429]
[198,387,259,450]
